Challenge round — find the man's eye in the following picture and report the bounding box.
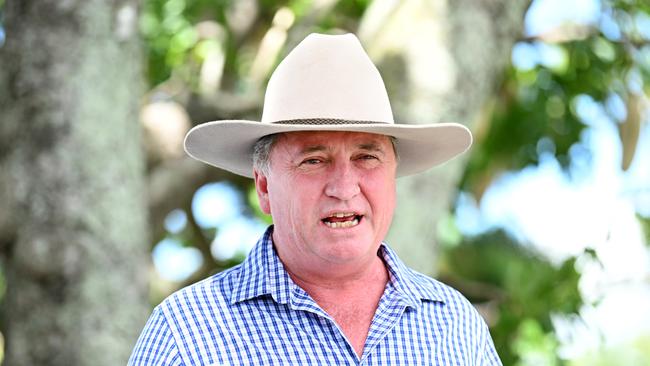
[302,158,322,165]
[358,154,378,161]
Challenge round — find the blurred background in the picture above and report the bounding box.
[0,0,649,365]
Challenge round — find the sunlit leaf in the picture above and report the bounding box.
[619,92,643,170]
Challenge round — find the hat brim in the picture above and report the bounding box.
[184,120,472,178]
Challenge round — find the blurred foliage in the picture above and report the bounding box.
[140,0,372,89]
[513,319,561,366]
[461,0,650,199]
[568,334,650,365]
[439,230,584,365]
[139,0,229,86]
[451,0,650,364]
[640,215,650,247]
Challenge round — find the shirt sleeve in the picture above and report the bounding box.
[128,307,184,366]
[477,324,503,366]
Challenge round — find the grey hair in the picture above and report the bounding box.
[251,133,399,175]
[252,134,280,175]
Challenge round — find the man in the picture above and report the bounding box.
[129,33,502,365]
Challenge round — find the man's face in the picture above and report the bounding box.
[254,131,397,270]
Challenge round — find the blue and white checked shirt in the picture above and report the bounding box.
[129,226,502,365]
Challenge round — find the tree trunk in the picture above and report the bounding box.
[0,1,149,364]
[360,0,530,275]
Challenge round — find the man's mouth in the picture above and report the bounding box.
[321,212,363,229]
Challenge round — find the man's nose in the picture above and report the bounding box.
[324,161,360,200]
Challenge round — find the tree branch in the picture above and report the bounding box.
[148,157,241,244]
[183,90,263,125]
[147,153,254,245]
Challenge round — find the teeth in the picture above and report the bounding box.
[324,218,359,229]
[333,212,354,218]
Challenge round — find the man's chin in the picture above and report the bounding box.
[316,234,379,261]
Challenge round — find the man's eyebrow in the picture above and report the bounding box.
[357,142,386,153]
[299,145,328,154]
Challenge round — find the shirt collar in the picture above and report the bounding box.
[378,244,446,307]
[230,226,446,306]
[230,226,295,305]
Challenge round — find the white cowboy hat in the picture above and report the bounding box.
[184,33,472,178]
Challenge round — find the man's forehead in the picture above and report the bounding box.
[276,131,393,150]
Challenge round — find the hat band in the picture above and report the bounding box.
[271,118,386,125]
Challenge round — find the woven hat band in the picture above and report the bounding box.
[271,118,386,125]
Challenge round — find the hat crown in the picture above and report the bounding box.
[261,33,394,124]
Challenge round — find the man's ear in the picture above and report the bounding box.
[254,169,271,214]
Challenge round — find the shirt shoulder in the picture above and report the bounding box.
[410,267,490,326]
[158,263,243,317]
[406,269,502,365]
[411,269,476,308]
[381,243,483,316]
[143,265,247,363]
